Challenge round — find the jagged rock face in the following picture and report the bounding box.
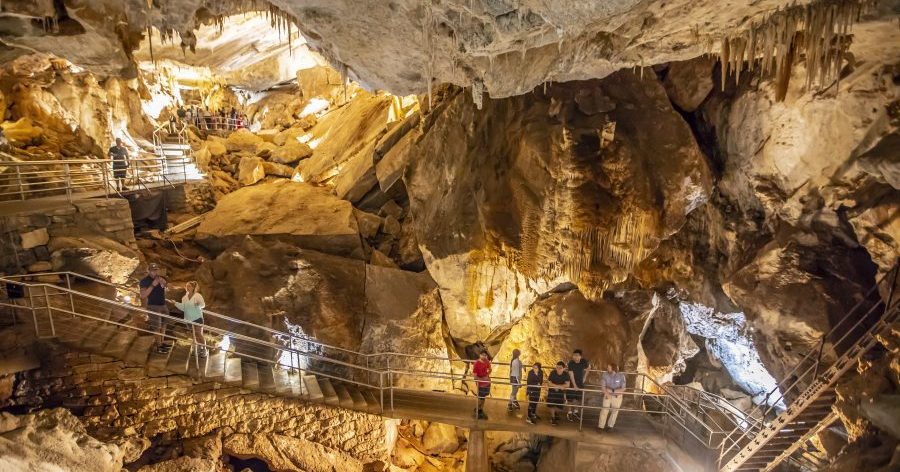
[406,74,710,341]
[196,237,449,378]
[0,0,871,99]
[0,408,124,472]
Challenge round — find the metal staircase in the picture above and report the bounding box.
[718,262,900,472]
[152,123,201,183]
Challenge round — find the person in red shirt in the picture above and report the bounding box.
[472,350,492,420]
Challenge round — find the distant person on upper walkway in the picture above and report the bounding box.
[108,137,128,191]
[598,362,626,431]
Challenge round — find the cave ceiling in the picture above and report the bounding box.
[2,0,895,95]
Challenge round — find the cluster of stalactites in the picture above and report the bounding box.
[718,0,874,101]
[144,0,302,64]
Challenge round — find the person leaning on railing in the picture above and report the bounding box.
[547,361,569,426]
[525,362,543,424]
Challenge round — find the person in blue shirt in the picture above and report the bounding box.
[598,362,626,430]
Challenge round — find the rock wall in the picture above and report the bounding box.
[8,341,391,468]
[0,199,139,281]
[406,73,711,342]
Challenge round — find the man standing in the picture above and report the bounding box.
[472,350,492,420]
[547,361,569,426]
[108,138,128,191]
[525,362,543,424]
[508,349,523,412]
[566,349,589,422]
[140,263,170,353]
[599,362,626,431]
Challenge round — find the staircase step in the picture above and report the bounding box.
[59,319,94,345]
[146,344,173,372]
[103,330,137,358]
[362,389,382,413]
[204,351,227,380]
[257,365,276,393]
[166,343,193,375]
[303,375,324,402]
[332,383,355,409]
[241,361,259,389]
[347,386,368,409]
[81,323,118,352]
[124,335,155,365]
[318,378,340,406]
[273,368,293,395]
[224,357,242,384]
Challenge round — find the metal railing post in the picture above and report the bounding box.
[63,163,72,202]
[388,356,394,413]
[812,336,826,379]
[28,284,39,335]
[579,388,585,431]
[65,274,75,314]
[15,165,24,200]
[379,371,385,414]
[43,284,55,337]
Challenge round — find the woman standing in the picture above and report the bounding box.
[175,281,207,357]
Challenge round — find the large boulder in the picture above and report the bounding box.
[223,433,365,472]
[237,155,266,186]
[48,236,141,284]
[269,140,312,165]
[195,180,363,257]
[662,57,715,112]
[422,423,459,455]
[406,74,711,341]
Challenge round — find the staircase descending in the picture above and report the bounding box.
[718,263,900,472]
[152,123,201,184]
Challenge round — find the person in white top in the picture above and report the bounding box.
[175,281,207,357]
[508,349,523,411]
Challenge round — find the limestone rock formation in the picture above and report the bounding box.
[195,180,363,257]
[406,74,711,341]
[223,433,368,472]
[0,408,124,472]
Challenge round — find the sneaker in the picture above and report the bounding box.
[479,411,489,420]
[566,411,576,422]
[508,404,515,412]
[526,416,535,425]
[198,347,208,358]
[550,417,558,426]
[513,401,521,409]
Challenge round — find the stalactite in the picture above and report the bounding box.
[717,0,873,100]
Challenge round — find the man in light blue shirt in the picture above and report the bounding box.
[598,362,626,430]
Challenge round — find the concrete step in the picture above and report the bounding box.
[81,323,118,352]
[166,343,192,375]
[124,335,155,365]
[224,357,242,384]
[204,351,227,380]
[146,344,172,373]
[347,386,368,410]
[103,330,137,358]
[303,375,324,402]
[274,368,293,395]
[318,378,339,406]
[332,382,355,409]
[258,364,276,393]
[362,389,382,414]
[241,361,260,389]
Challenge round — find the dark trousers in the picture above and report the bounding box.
[527,390,540,417]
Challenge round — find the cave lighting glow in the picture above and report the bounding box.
[218,335,231,352]
[276,320,319,370]
[679,302,786,410]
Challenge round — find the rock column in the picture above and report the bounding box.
[465,429,489,472]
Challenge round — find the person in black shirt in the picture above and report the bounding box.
[566,349,589,422]
[525,362,543,424]
[139,263,170,353]
[547,361,569,426]
[108,138,128,191]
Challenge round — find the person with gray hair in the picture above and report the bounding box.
[598,362,626,430]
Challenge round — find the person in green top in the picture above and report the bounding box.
[175,281,207,357]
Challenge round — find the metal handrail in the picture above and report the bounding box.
[718,261,900,468]
[1,272,734,453]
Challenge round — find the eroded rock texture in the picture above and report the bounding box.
[407,73,710,341]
